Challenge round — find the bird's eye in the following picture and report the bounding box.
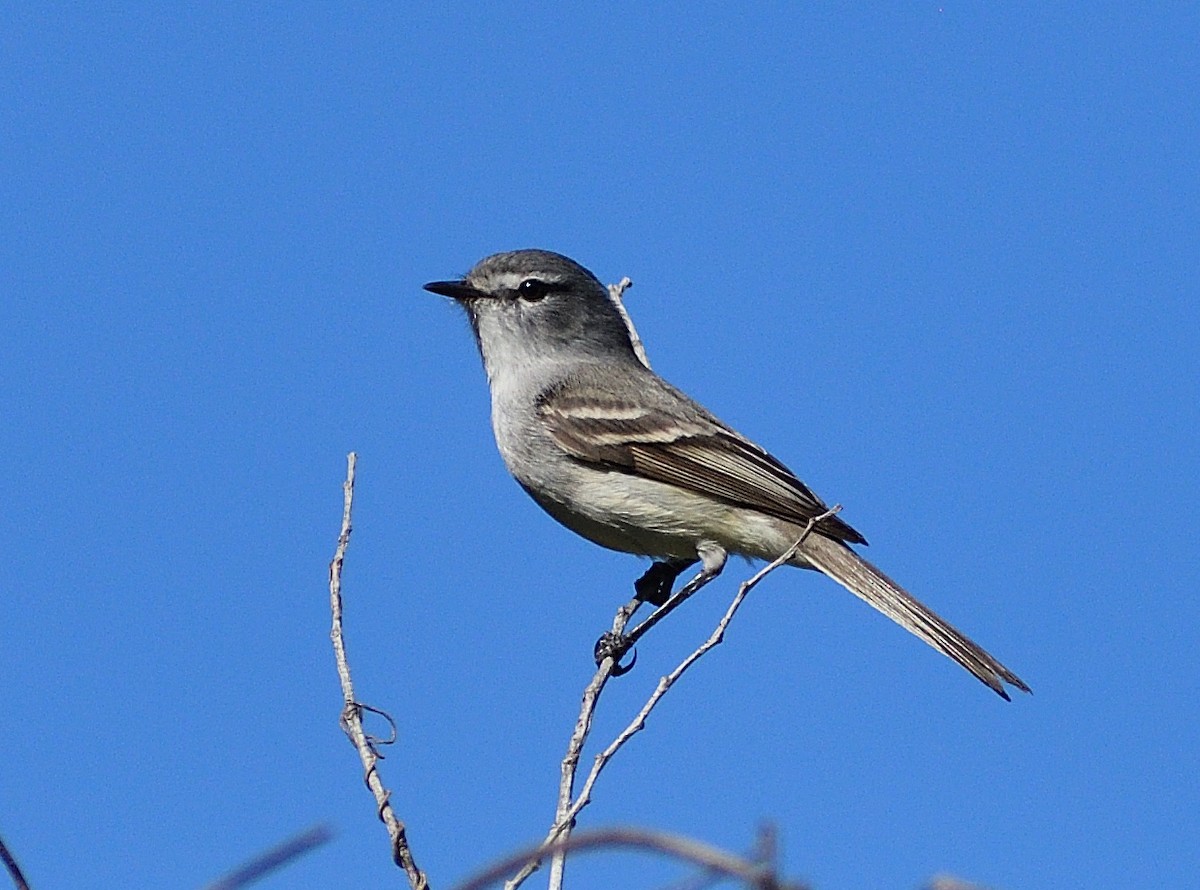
[517,278,550,301]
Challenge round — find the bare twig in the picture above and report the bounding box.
[542,558,725,889]
[504,595,643,890]
[546,589,662,889]
[620,558,722,653]
[513,509,840,889]
[563,510,841,861]
[0,833,31,890]
[607,277,651,369]
[204,825,334,890]
[457,826,808,890]
[329,453,429,890]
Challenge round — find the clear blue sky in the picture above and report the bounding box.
[3,5,1197,889]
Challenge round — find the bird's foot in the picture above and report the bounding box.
[634,558,698,606]
[594,631,638,676]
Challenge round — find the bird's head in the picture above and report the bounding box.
[424,249,640,378]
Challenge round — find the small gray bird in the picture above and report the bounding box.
[424,249,1029,700]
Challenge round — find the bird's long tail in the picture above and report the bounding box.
[802,533,1030,700]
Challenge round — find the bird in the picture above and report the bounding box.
[423,249,1029,700]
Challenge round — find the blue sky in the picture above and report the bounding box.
[2,4,1198,888]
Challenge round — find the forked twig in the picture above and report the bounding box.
[329,453,429,890]
[501,595,642,890]
[510,508,841,889]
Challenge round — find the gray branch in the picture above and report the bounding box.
[329,453,429,890]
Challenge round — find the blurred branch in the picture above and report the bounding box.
[925,877,994,890]
[329,453,430,890]
[0,833,30,890]
[203,825,334,890]
[458,826,807,890]
[654,824,779,890]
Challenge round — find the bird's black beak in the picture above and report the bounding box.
[423,279,489,301]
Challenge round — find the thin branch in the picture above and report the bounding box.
[329,453,430,890]
[512,509,840,890]
[203,825,334,890]
[607,277,651,369]
[457,826,808,890]
[543,559,725,889]
[504,596,643,890]
[0,834,30,890]
[562,509,842,858]
[621,559,722,653]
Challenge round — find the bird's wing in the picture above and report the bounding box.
[536,371,867,546]
[539,367,1031,699]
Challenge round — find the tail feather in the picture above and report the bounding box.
[803,534,1029,700]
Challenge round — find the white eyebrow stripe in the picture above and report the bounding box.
[477,270,567,291]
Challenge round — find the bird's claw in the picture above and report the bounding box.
[594,631,637,675]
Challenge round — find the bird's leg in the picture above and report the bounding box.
[628,543,726,645]
[595,544,727,673]
[634,557,699,606]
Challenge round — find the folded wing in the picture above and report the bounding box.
[537,372,867,546]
